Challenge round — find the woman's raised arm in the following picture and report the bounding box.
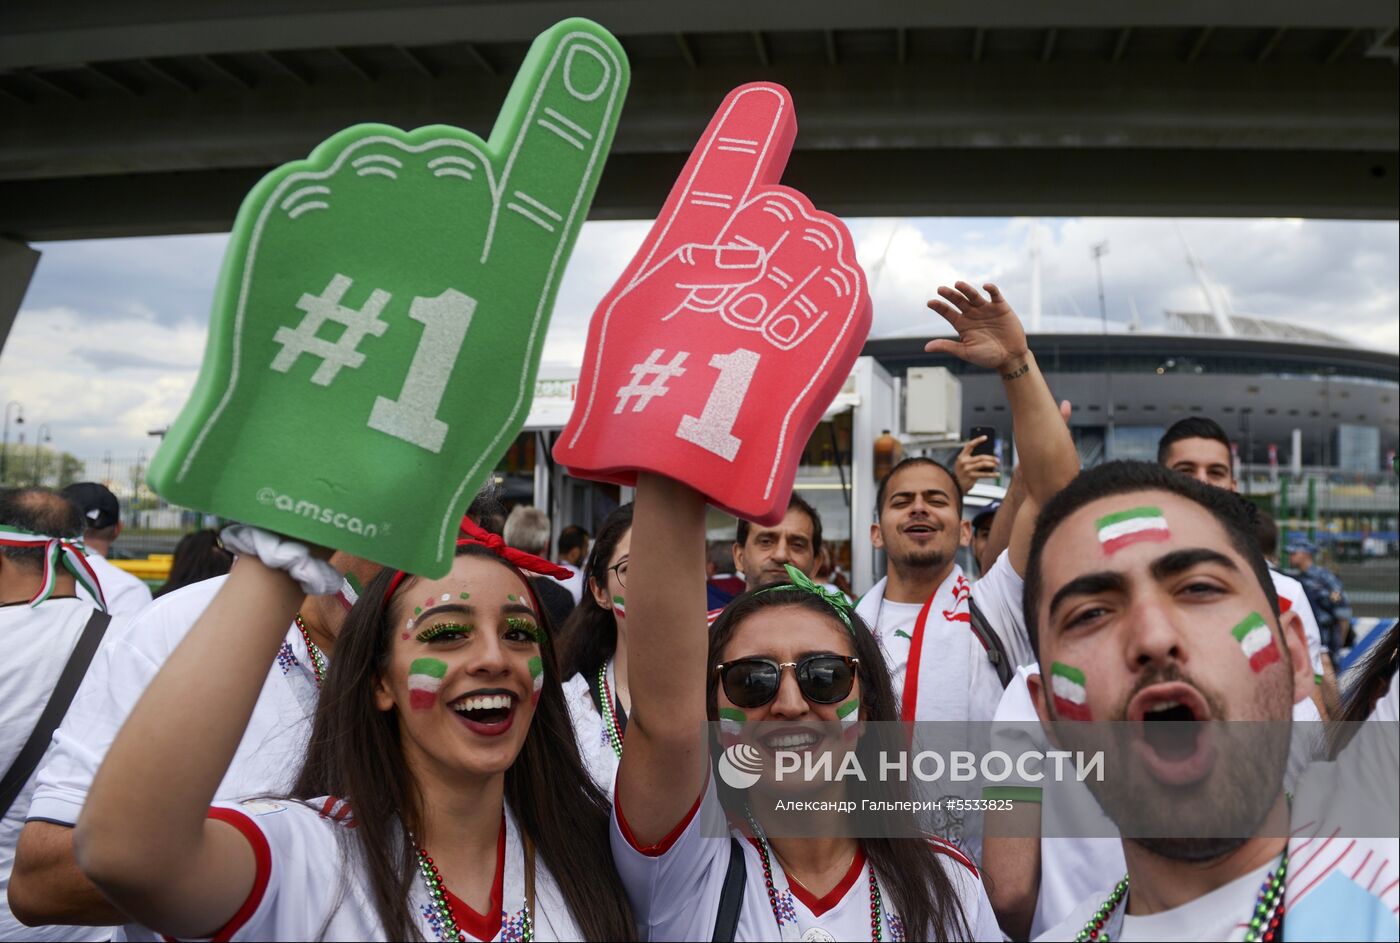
[613,472,712,843]
[74,557,303,938]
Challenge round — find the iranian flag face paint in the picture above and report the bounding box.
[611,595,627,619]
[1050,662,1092,721]
[528,656,544,705]
[836,699,860,741]
[336,573,364,611]
[1232,612,1281,673]
[1095,506,1171,555]
[718,707,747,746]
[408,658,447,711]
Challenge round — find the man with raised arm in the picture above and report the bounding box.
[849,282,1078,862]
[854,281,1079,724]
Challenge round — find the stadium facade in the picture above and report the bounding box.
[509,311,1397,609]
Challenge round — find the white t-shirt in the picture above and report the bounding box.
[77,554,152,619]
[611,775,1001,941]
[853,566,1008,725]
[0,597,113,943]
[969,549,1036,673]
[1038,766,1399,940]
[206,797,581,941]
[561,659,621,796]
[993,663,1327,938]
[1045,857,1278,942]
[854,565,1012,862]
[25,577,322,942]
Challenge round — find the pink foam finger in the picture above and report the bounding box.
[556,82,870,525]
[628,84,796,280]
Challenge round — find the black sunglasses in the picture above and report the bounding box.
[714,654,860,709]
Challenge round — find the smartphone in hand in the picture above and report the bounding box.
[969,425,998,457]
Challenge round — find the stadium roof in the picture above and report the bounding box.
[872,311,1363,348]
[1164,311,1355,346]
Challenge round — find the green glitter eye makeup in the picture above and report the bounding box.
[415,622,472,643]
[505,617,544,643]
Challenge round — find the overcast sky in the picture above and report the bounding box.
[1,215,1395,463]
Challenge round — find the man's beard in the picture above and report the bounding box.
[1053,665,1293,862]
[891,541,951,577]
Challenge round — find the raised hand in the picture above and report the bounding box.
[149,19,628,577]
[954,437,1000,493]
[925,281,1030,374]
[554,83,870,525]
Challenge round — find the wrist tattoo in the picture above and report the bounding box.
[1001,362,1030,381]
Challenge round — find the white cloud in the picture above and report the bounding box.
[0,305,206,459]
[2,217,1394,464]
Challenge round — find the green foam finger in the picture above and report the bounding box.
[148,18,629,577]
[489,24,627,257]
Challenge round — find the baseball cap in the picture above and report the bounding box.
[971,500,1001,529]
[61,482,121,530]
[1285,539,1317,556]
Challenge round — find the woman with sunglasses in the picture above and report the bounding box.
[73,522,636,941]
[612,473,1000,941]
[558,502,633,793]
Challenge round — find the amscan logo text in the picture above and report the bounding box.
[256,488,381,537]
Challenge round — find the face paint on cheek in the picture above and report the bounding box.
[407,658,448,711]
[1050,662,1093,721]
[611,595,627,619]
[1095,506,1171,556]
[718,706,747,746]
[1232,612,1281,673]
[836,698,861,741]
[528,656,543,705]
[336,573,363,611]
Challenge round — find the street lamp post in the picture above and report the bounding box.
[32,424,52,486]
[2,401,23,484]
[1090,241,1114,447]
[133,448,147,506]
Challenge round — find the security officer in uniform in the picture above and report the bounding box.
[1288,539,1353,658]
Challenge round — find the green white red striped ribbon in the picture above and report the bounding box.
[0,525,105,610]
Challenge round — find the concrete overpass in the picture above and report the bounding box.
[1,2,1397,347]
[2,0,1397,242]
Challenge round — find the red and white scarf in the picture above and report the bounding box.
[855,566,971,722]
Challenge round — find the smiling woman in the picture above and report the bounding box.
[71,530,635,941]
[611,472,1002,941]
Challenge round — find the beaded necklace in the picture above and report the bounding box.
[416,848,533,943]
[597,662,623,760]
[1075,852,1288,942]
[292,613,327,688]
[745,809,883,941]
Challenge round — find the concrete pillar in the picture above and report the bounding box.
[0,238,41,361]
[533,430,552,521]
[850,356,896,597]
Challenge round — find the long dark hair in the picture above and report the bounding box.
[1328,622,1399,756]
[153,529,233,598]
[709,588,971,940]
[557,503,633,680]
[290,544,635,941]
